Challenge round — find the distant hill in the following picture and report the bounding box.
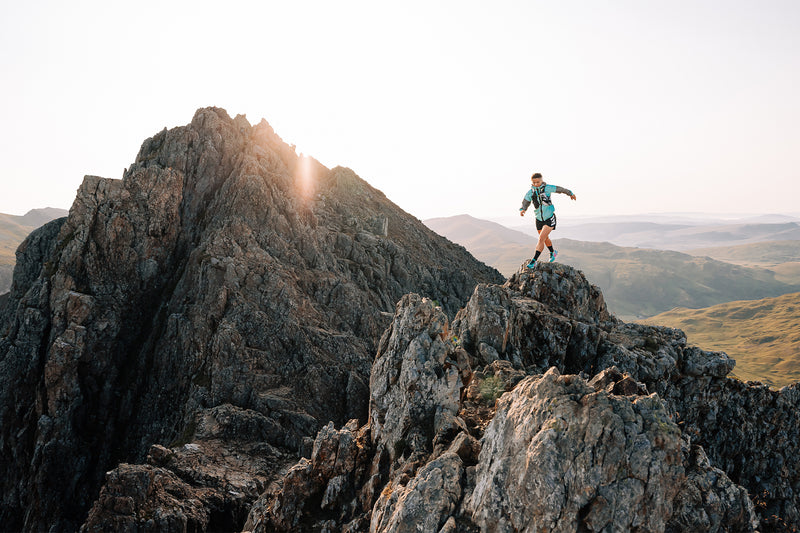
[556,240,800,320]
[0,208,68,292]
[643,292,800,388]
[687,240,800,285]
[424,214,800,320]
[688,240,800,266]
[772,262,800,285]
[424,215,534,272]
[510,219,800,251]
[424,214,533,247]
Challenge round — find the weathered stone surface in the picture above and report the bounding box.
[667,441,759,532]
[451,264,800,529]
[3,217,66,305]
[1,209,68,294]
[245,294,477,533]
[503,263,614,325]
[369,294,465,464]
[0,218,67,533]
[0,107,502,531]
[451,267,616,373]
[80,463,212,533]
[589,366,649,396]
[371,450,464,533]
[460,360,526,439]
[659,376,800,529]
[81,403,295,532]
[467,367,685,532]
[244,419,372,532]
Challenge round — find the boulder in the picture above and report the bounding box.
[468,367,685,532]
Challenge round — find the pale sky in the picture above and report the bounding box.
[1,1,798,221]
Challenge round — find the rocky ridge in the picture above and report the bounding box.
[0,107,502,532]
[242,263,798,532]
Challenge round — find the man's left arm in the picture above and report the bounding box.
[553,185,576,200]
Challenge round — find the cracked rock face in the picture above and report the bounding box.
[80,406,293,533]
[467,367,685,532]
[371,449,465,533]
[0,107,502,532]
[369,294,466,464]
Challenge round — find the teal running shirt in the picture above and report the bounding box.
[521,184,560,221]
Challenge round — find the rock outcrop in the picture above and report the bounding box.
[0,107,502,532]
[468,368,685,533]
[252,263,794,532]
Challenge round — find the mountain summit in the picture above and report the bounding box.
[0,107,502,531]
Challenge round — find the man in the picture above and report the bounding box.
[519,172,576,268]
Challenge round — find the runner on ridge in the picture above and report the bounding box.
[519,172,576,268]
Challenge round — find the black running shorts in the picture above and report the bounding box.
[536,214,557,231]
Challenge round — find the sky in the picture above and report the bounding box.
[1,0,799,222]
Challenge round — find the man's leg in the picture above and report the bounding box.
[528,225,553,266]
[537,225,553,252]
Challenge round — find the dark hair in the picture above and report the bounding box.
[531,172,543,180]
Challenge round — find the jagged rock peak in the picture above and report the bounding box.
[0,107,502,531]
[504,263,614,324]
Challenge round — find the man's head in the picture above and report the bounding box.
[531,172,543,187]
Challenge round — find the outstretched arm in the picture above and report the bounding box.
[555,185,577,200]
[520,191,532,215]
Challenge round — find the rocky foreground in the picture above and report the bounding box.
[81,264,800,532]
[1,107,799,532]
[227,264,799,533]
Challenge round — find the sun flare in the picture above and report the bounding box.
[295,154,316,201]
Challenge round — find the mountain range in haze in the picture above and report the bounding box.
[506,215,800,251]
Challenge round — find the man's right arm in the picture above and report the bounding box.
[520,190,532,213]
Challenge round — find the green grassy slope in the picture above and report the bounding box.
[643,292,800,387]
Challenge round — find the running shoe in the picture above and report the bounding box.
[549,250,558,263]
[526,260,537,269]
